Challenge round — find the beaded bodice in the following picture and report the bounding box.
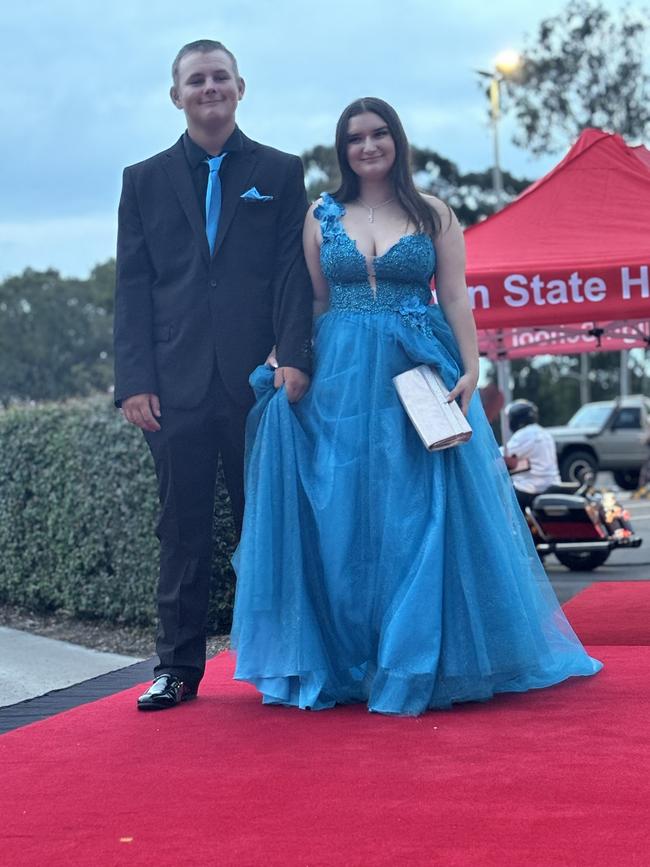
[315,193,436,314]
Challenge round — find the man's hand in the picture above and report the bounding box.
[273,367,310,403]
[265,346,279,369]
[122,393,161,432]
[503,453,519,471]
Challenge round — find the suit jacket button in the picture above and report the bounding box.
[210,279,217,288]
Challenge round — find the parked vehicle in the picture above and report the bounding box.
[547,395,650,488]
[521,475,642,571]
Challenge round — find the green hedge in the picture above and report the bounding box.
[0,396,237,632]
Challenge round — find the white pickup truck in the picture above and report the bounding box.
[547,395,650,489]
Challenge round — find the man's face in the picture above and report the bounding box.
[171,50,245,131]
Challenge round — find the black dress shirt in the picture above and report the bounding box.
[182,127,244,223]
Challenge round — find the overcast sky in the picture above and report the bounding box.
[1,0,631,278]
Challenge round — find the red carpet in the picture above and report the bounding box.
[1,642,650,866]
[563,581,650,645]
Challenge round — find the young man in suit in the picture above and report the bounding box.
[114,40,312,710]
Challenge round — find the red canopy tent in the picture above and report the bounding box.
[462,129,650,359]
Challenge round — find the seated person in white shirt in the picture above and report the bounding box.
[503,400,561,511]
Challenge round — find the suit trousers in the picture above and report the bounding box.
[144,366,252,686]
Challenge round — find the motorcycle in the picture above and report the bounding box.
[514,468,643,571]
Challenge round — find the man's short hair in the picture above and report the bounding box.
[172,40,240,84]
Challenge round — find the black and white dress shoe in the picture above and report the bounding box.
[137,674,198,711]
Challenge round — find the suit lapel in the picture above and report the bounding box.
[162,139,211,265]
[214,138,258,254]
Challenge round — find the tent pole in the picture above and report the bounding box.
[495,354,512,444]
[620,350,630,396]
[580,354,590,404]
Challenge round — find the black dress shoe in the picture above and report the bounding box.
[137,674,198,711]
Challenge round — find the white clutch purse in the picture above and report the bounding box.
[393,365,472,451]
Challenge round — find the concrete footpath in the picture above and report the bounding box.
[0,626,141,708]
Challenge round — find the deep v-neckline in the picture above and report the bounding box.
[337,217,423,297]
[338,218,420,264]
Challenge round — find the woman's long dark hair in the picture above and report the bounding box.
[332,97,443,238]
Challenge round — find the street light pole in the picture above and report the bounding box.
[478,49,521,212]
[477,69,511,439]
[489,76,504,209]
[476,51,522,443]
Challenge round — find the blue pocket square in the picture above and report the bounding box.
[240,186,274,202]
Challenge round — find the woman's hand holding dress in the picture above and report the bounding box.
[446,370,479,417]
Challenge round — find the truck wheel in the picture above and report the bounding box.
[559,450,597,483]
[613,469,640,490]
[555,549,611,571]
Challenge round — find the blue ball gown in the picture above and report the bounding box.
[230,194,601,715]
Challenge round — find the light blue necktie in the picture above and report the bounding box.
[205,153,228,255]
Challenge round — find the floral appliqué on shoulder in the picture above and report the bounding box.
[313,192,346,239]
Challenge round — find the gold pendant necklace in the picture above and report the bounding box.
[358,196,395,223]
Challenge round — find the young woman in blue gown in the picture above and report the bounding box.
[230,97,601,715]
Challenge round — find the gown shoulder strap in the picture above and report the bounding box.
[313,192,346,239]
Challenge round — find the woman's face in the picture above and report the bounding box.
[345,111,396,181]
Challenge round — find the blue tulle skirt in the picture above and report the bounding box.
[231,306,601,715]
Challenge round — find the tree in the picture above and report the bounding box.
[410,148,531,225]
[0,260,116,405]
[302,145,531,225]
[503,0,650,156]
[86,259,116,315]
[302,145,341,203]
[509,351,646,425]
